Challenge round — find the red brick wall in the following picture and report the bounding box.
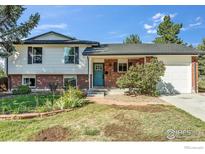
[146,56,154,63]
[128,58,144,66]
[104,59,122,88]
[104,58,145,88]
[36,75,63,89]
[9,75,22,89]
[77,74,89,89]
[192,56,198,93]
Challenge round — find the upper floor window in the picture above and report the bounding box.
[64,47,79,64]
[28,47,42,64]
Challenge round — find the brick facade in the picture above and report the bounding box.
[36,75,63,89]
[128,58,144,66]
[145,56,154,63]
[9,75,22,89]
[192,56,198,93]
[104,58,145,88]
[77,74,89,89]
[104,59,122,88]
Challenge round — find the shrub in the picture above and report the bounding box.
[54,86,87,109]
[12,85,31,95]
[64,86,86,99]
[116,58,165,96]
[199,76,205,92]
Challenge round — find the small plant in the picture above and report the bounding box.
[54,86,87,109]
[83,127,100,136]
[12,85,31,95]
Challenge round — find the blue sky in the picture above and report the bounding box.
[21,5,205,46]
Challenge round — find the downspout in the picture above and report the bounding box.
[5,57,11,91]
[194,56,198,93]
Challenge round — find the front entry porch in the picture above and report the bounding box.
[88,56,148,89]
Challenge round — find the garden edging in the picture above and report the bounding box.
[0,109,73,120]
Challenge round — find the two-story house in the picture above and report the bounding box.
[7,31,202,94]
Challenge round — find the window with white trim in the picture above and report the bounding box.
[64,76,77,88]
[118,63,128,72]
[28,47,42,64]
[64,47,76,64]
[23,77,36,88]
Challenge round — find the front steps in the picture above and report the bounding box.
[87,88,107,97]
[87,88,128,97]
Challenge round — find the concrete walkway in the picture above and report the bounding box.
[160,94,205,122]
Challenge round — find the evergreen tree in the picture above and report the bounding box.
[153,15,183,44]
[123,34,142,44]
[197,39,205,76]
[0,6,40,58]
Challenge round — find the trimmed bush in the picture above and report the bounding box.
[12,85,31,95]
[116,58,165,96]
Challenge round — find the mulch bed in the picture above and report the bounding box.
[0,109,73,120]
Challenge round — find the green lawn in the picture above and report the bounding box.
[0,103,205,141]
[0,94,60,114]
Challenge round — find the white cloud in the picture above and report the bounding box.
[147,29,157,34]
[169,13,177,19]
[152,13,163,20]
[152,12,177,23]
[196,16,201,21]
[144,24,157,34]
[189,22,202,27]
[36,23,68,31]
[182,17,203,31]
[144,24,154,30]
[144,12,177,34]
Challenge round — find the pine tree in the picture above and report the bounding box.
[0,6,40,58]
[123,34,142,44]
[153,15,183,44]
[197,39,205,76]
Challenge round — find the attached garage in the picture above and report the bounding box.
[157,56,192,94]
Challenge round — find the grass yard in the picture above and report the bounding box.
[0,94,60,114]
[0,103,205,141]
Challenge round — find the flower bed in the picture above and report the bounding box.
[0,87,88,115]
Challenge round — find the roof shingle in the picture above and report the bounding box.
[83,43,203,55]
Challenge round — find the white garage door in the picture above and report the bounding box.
[157,56,192,94]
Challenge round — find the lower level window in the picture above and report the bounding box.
[23,77,36,87]
[118,63,127,72]
[64,77,77,88]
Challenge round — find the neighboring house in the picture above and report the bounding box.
[7,31,202,94]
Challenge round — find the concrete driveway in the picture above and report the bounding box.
[160,94,205,122]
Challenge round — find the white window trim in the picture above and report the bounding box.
[63,75,77,87]
[29,47,43,64]
[64,47,76,64]
[118,62,128,73]
[22,75,36,88]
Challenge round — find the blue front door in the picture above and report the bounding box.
[93,63,104,86]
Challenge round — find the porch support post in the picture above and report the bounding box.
[87,56,92,89]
